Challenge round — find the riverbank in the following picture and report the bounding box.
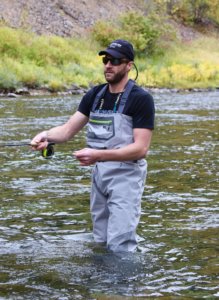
[2,85,219,98]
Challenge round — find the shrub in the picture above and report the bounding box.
[163,0,219,26]
[0,67,20,91]
[0,27,25,59]
[91,21,121,47]
[120,12,161,56]
[48,79,65,92]
[91,12,166,56]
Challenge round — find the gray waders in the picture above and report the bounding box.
[87,80,147,252]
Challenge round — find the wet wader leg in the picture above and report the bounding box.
[106,161,147,253]
[90,165,109,243]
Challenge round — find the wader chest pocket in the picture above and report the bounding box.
[87,116,115,140]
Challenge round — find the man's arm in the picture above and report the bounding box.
[74,128,152,166]
[31,111,88,150]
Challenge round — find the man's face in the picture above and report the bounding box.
[103,56,131,84]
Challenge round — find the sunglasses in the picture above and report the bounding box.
[102,57,129,66]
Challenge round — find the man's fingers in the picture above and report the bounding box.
[30,141,48,150]
[73,150,85,158]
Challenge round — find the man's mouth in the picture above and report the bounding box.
[105,70,114,75]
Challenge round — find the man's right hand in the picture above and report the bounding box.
[30,131,48,150]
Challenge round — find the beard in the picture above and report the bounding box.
[104,67,127,84]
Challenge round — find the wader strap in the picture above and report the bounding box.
[91,79,135,113]
[91,84,108,111]
[117,79,135,113]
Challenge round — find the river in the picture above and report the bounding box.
[0,90,218,299]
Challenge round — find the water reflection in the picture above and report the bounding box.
[0,91,218,299]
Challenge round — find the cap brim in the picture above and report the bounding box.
[98,49,125,59]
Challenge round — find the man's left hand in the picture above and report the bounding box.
[73,148,100,166]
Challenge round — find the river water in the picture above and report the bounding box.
[0,90,218,299]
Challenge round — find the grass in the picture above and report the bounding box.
[0,26,218,92]
[136,36,219,89]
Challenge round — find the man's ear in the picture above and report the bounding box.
[127,61,133,72]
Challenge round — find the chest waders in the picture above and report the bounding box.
[87,80,147,252]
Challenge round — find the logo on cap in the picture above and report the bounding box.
[110,42,122,49]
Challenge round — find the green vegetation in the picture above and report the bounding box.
[0,3,219,92]
[0,27,103,92]
[161,0,219,26]
[92,12,170,56]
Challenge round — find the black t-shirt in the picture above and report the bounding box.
[78,83,155,129]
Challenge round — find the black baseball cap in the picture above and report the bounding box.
[99,39,134,61]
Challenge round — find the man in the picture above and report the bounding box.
[31,39,155,253]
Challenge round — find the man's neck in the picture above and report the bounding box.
[108,78,129,93]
